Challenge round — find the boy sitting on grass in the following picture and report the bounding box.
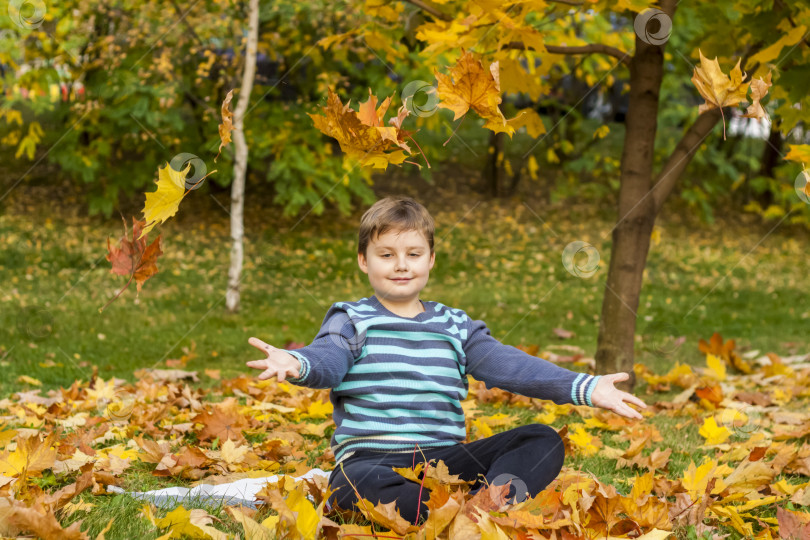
[246,196,647,525]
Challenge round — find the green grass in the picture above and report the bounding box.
[1,187,808,538]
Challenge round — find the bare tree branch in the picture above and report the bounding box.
[506,41,632,66]
[651,108,722,214]
[402,0,451,21]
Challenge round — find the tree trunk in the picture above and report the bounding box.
[225,0,259,313]
[593,12,669,391]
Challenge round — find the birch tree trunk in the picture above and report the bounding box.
[226,0,259,313]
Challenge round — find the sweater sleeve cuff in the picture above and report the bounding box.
[586,375,601,407]
[571,373,601,406]
[285,350,310,384]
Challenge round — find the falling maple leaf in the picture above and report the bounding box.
[103,217,162,311]
[139,162,192,241]
[434,48,515,138]
[741,71,773,121]
[215,89,234,162]
[308,86,416,170]
[690,49,750,139]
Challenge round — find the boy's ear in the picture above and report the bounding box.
[429,251,435,269]
[358,252,368,274]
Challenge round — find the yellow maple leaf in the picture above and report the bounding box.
[139,162,191,240]
[435,49,515,137]
[706,353,726,380]
[472,418,494,438]
[16,375,42,387]
[506,108,546,138]
[681,459,717,500]
[786,144,810,164]
[0,433,57,478]
[691,49,750,139]
[699,416,731,445]
[142,505,228,540]
[749,25,808,66]
[568,424,599,456]
[286,487,320,539]
[303,400,332,420]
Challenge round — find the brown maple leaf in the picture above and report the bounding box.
[103,216,163,311]
[192,399,248,444]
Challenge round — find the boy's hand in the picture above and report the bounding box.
[246,337,302,382]
[590,372,647,420]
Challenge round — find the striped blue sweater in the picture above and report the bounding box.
[285,295,601,464]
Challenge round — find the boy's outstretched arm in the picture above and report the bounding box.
[462,315,646,419]
[246,305,360,389]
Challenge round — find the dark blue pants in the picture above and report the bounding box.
[326,424,565,525]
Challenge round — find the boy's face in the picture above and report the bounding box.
[358,228,435,304]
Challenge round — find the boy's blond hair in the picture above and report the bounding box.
[358,197,435,257]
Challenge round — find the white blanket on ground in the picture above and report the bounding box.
[107,468,331,509]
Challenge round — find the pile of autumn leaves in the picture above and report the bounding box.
[2,333,810,539]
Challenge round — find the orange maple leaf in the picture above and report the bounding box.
[103,217,163,311]
[308,87,415,170]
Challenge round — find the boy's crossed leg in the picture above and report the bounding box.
[326,423,565,525]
